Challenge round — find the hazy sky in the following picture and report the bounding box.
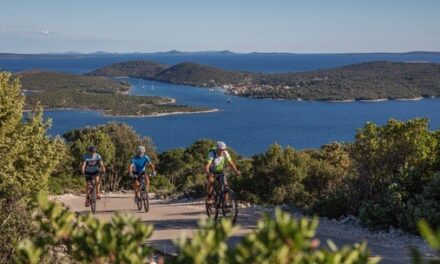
[1,0,439,53]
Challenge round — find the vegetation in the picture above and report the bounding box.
[0,72,63,262]
[3,72,440,262]
[91,60,440,101]
[87,60,169,78]
[16,71,210,116]
[18,194,379,264]
[63,123,158,191]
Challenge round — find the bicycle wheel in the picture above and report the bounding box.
[143,185,149,212]
[91,182,97,214]
[136,192,142,210]
[205,189,217,218]
[221,188,238,224]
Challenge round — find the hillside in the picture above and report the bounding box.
[154,62,251,86]
[249,61,440,100]
[87,60,169,78]
[90,60,440,101]
[16,71,210,116]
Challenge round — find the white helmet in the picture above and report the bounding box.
[216,141,227,150]
[136,145,146,153]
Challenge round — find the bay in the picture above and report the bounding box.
[3,53,440,156]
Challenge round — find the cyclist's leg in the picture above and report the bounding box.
[144,172,150,193]
[206,173,215,203]
[85,174,92,206]
[220,173,230,202]
[133,175,140,198]
[95,174,101,199]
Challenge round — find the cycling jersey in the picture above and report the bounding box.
[131,155,151,174]
[82,153,102,174]
[206,148,232,173]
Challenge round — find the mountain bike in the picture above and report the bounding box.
[135,173,149,212]
[205,173,238,224]
[86,174,99,214]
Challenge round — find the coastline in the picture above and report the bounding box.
[24,107,219,117]
[102,108,219,118]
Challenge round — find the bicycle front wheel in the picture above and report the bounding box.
[221,188,238,224]
[142,187,149,212]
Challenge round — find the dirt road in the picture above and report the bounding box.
[58,193,433,264]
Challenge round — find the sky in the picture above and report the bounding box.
[1,0,439,53]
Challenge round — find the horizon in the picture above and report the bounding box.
[1,0,440,53]
[2,50,440,56]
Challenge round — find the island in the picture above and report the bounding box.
[15,71,214,116]
[88,60,440,101]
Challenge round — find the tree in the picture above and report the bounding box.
[0,72,63,262]
[63,123,157,191]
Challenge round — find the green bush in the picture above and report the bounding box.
[0,72,63,262]
[403,173,440,231]
[18,193,154,264]
[63,123,157,191]
[150,174,175,196]
[174,208,379,264]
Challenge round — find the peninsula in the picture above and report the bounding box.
[89,60,440,101]
[16,71,212,116]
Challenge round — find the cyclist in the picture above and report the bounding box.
[80,146,105,207]
[128,145,157,204]
[205,141,240,205]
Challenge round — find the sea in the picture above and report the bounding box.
[2,52,440,156]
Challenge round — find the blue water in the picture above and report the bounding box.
[3,53,440,156]
[43,78,440,156]
[2,53,440,74]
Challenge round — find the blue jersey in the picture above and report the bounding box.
[82,153,102,173]
[131,155,151,173]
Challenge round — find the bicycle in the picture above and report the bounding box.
[86,174,99,214]
[134,173,150,212]
[205,173,238,224]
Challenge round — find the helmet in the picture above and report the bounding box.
[136,145,146,153]
[88,146,97,153]
[216,141,227,150]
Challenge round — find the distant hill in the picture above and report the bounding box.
[249,61,440,100]
[89,60,440,101]
[154,62,251,86]
[87,60,169,78]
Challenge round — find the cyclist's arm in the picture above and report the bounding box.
[99,160,106,173]
[205,161,212,174]
[148,163,156,174]
[128,163,135,175]
[228,159,240,175]
[80,161,86,175]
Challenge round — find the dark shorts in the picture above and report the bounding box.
[85,171,99,181]
[133,171,147,182]
[209,172,227,186]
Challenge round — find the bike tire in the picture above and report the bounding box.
[91,182,97,214]
[136,193,142,210]
[206,189,217,218]
[213,191,221,221]
[143,186,149,212]
[221,188,238,224]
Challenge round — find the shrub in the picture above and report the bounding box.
[174,208,379,264]
[403,173,440,232]
[150,174,175,197]
[0,72,63,262]
[18,193,154,264]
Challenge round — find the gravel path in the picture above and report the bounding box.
[56,193,436,264]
